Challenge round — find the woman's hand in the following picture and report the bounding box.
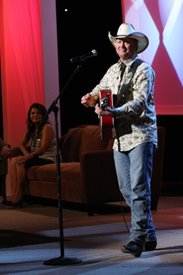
[15,154,34,165]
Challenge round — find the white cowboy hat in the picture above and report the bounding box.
[108,23,149,53]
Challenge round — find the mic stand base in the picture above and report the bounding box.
[43,256,81,266]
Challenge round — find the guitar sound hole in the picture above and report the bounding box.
[101,94,110,110]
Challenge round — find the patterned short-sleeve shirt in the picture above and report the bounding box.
[90,56,157,152]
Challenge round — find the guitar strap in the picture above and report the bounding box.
[114,58,144,142]
[114,58,144,107]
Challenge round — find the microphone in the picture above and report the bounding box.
[70,49,98,63]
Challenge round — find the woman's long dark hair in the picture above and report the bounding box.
[25,103,49,142]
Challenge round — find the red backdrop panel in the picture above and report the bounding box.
[0,0,45,146]
[121,0,183,115]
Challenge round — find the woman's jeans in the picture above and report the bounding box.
[113,142,156,246]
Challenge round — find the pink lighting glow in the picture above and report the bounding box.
[122,0,183,115]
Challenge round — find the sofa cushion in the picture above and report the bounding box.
[106,138,114,150]
[26,162,82,187]
[61,125,109,162]
[61,127,84,162]
[26,164,57,181]
[26,162,87,203]
[79,125,108,155]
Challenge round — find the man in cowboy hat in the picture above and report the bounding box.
[81,23,157,257]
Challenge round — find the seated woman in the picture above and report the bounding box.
[4,102,56,208]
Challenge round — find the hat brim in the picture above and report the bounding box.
[108,31,149,54]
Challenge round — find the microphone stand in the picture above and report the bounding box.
[43,63,83,265]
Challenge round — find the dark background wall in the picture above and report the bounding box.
[56,0,122,134]
[157,115,183,192]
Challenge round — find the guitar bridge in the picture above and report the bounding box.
[100,92,111,110]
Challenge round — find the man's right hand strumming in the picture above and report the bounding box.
[81,93,96,107]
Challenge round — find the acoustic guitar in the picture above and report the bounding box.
[99,90,114,140]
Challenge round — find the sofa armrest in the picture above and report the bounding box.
[0,159,7,175]
[80,150,121,203]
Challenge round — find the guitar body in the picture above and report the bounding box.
[99,90,114,140]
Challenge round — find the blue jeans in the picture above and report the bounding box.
[113,142,156,246]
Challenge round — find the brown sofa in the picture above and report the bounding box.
[19,124,165,213]
[25,125,120,213]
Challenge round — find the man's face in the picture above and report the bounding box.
[114,38,138,60]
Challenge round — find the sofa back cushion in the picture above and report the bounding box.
[61,125,109,162]
[61,127,84,162]
[79,125,108,156]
